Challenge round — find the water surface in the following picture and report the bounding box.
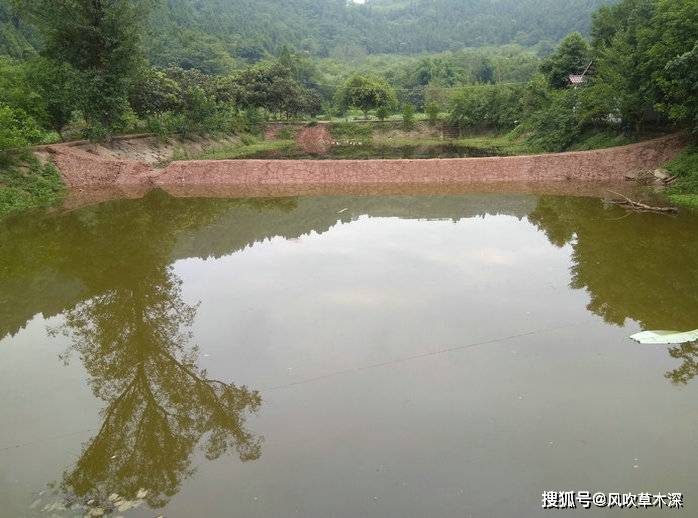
[1,191,697,517]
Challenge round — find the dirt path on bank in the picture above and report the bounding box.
[265,122,333,153]
[295,123,332,154]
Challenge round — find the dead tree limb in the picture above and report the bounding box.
[608,191,679,214]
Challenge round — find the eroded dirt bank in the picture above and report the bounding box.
[45,133,686,193]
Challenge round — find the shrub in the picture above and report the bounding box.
[0,155,64,217]
[667,145,698,195]
[0,103,43,152]
[376,105,390,121]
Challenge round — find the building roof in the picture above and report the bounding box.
[567,61,594,86]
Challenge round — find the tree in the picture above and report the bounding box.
[540,32,592,89]
[586,0,659,132]
[402,103,415,131]
[25,57,80,139]
[230,61,320,118]
[426,102,440,126]
[129,66,183,118]
[659,43,698,131]
[476,59,495,84]
[525,89,583,151]
[338,74,397,119]
[20,0,156,138]
[644,0,698,131]
[448,84,523,133]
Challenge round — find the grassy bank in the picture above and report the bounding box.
[0,153,64,218]
[171,138,296,161]
[666,145,698,208]
[173,136,527,161]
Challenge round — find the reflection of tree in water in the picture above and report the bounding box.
[55,269,262,510]
[665,342,698,385]
[529,196,698,384]
[39,192,268,510]
[529,196,698,330]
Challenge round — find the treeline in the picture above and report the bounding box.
[1,0,613,64]
[0,0,333,148]
[446,0,698,151]
[0,0,545,149]
[1,0,696,155]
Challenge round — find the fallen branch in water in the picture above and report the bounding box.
[608,191,679,214]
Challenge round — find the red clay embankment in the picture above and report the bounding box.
[46,133,686,191]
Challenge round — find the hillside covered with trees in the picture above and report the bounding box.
[2,0,614,63]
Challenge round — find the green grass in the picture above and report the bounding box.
[443,131,535,155]
[329,122,374,142]
[668,194,698,208]
[567,131,634,151]
[275,127,299,140]
[0,153,65,218]
[666,145,698,207]
[172,138,298,160]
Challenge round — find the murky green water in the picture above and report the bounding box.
[1,191,697,517]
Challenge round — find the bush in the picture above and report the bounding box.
[376,105,390,121]
[0,103,43,152]
[146,112,188,138]
[667,145,698,195]
[0,155,64,217]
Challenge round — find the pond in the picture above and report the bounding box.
[1,190,697,517]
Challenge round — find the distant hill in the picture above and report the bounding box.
[1,0,616,64]
[0,2,37,59]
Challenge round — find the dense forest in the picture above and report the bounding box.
[1,0,614,63]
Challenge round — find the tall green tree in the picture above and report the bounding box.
[338,74,397,119]
[19,0,156,138]
[645,0,698,131]
[587,0,668,132]
[230,61,320,118]
[25,57,80,139]
[540,32,592,88]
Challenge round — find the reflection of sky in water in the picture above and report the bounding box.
[175,214,582,389]
[1,194,698,518]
